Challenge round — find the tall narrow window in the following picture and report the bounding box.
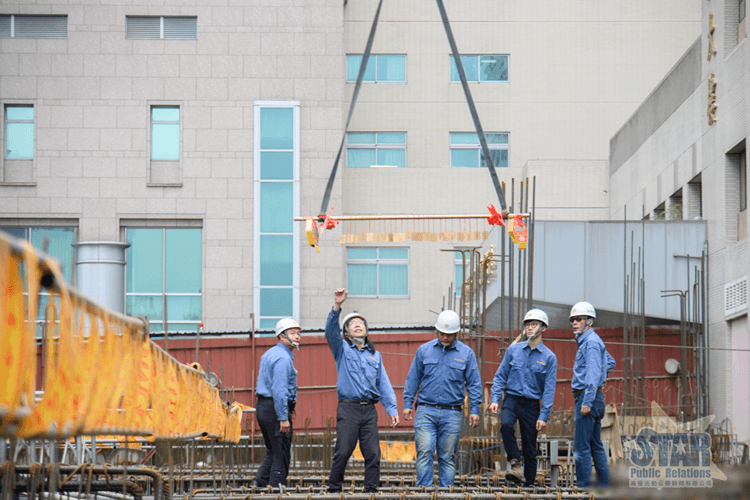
[151,107,179,160]
[450,55,509,83]
[450,133,509,168]
[347,248,409,297]
[454,250,470,297]
[347,55,406,82]
[740,151,747,213]
[126,227,202,333]
[254,102,300,331]
[347,133,406,167]
[5,106,34,160]
[740,150,747,241]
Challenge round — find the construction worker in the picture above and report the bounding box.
[325,288,399,494]
[252,318,301,490]
[403,310,482,487]
[569,301,614,487]
[489,309,558,486]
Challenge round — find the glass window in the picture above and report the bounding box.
[0,15,67,38]
[126,227,201,333]
[151,106,179,160]
[255,104,299,332]
[740,151,747,212]
[453,250,470,297]
[450,132,509,168]
[347,132,406,168]
[5,105,34,159]
[450,55,508,83]
[126,16,197,40]
[0,226,75,283]
[260,183,293,232]
[0,225,76,336]
[260,108,293,150]
[347,247,409,297]
[347,55,405,83]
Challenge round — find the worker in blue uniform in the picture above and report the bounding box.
[569,301,615,487]
[252,318,301,490]
[325,288,399,493]
[403,309,482,487]
[489,308,558,486]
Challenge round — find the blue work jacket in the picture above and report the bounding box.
[256,342,297,420]
[403,339,482,415]
[490,340,558,422]
[325,309,398,416]
[572,328,613,407]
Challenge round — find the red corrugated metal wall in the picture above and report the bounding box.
[149,327,685,434]
[32,327,685,435]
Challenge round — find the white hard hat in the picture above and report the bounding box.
[570,301,596,319]
[342,312,368,333]
[523,309,549,327]
[435,310,460,334]
[275,318,301,337]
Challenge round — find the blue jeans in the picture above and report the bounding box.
[414,405,463,486]
[574,391,609,487]
[500,395,540,486]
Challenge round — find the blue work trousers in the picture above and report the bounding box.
[573,391,609,487]
[500,395,540,486]
[414,405,463,487]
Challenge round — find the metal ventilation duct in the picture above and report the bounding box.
[74,241,130,314]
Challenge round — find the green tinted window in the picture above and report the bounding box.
[260,108,293,150]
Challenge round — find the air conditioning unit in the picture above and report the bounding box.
[725,276,748,318]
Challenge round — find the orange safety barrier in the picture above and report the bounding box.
[351,441,416,463]
[0,232,245,442]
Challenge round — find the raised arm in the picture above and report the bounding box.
[325,288,348,359]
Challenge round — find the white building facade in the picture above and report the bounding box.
[0,0,701,331]
[609,0,749,443]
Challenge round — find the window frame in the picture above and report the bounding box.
[122,223,203,334]
[346,54,407,83]
[346,247,410,298]
[346,132,407,168]
[450,132,510,168]
[253,101,301,332]
[0,222,78,336]
[2,102,37,185]
[126,16,198,40]
[0,15,68,38]
[740,150,747,212]
[450,54,509,84]
[453,250,471,297]
[4,104,34,160]
[148,103,182,186]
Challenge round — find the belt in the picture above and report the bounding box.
[573,388,603,398]
[339,399,376,405]
[257,395,296,405]
[417,402,463,412]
